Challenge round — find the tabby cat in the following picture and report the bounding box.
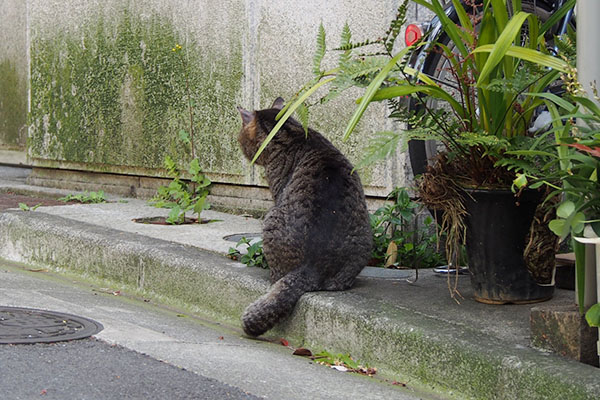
[237,98,372,336]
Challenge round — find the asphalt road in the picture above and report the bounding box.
[0,339,259,400]
[0,261,430,400]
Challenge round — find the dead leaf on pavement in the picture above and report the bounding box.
[292,348,313,357]
[279,338,289,347]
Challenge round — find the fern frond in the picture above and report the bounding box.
[354,131,403,171]
[295,102,310,136]
[344,57,389,81]
[334,38,380,52]
[485,65,543,95]
[313,23,326,76]
[555,28,577,64]
[455,131,510,150]
[339,22,353,67]
[384,0,409,53]
[495,157,536,173]
[320,74,355,104]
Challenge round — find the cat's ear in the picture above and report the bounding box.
[271,97,285,110]
[237,106,255,126]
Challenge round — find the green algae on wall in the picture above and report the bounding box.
[0,60,27,150]
[29,8,244,176]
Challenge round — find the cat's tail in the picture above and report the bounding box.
[241,266,318,337]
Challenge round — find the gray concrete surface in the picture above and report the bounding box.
[0,338,260,400]
[0,260,424,400]
[1,165,600,400]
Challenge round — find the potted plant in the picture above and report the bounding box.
[252,0,574,303]
[521,77,600,321]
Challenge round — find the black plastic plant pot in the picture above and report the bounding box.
[462,188,554,304]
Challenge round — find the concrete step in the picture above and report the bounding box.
[1,202,599,399]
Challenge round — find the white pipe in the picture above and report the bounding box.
[576,0,600,364]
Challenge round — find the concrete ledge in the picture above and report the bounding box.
[531,304,599,367]
[0,211,266,325]
[1,209,599,399]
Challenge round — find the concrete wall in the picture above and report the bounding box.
[0,0,29,164]
[0,0,425,199]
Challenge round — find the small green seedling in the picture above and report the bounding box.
[59,190,106,204]
[149,156,211,225]
[312,350,376,375]
[370,187,444,269]
[18,203,41,211]
[228,237,268,269]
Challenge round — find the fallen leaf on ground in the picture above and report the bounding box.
[357,367,377,376]
[218,336,224,340]
[292,348,312,357]
[40,389,47,395]
[279,338,289,346]
[27,268,48,273]
[391,381,406,386]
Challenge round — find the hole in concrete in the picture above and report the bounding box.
[0,306,103,344]
[223,233,262,242]
[132,216,218,225]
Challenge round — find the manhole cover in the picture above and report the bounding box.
[0,306,103,344]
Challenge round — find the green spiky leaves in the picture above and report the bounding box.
[313,23,326,75]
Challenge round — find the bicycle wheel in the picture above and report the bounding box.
[407,0,569,177]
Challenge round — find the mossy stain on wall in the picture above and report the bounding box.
[30,7,244,175]
[0,60,27,150]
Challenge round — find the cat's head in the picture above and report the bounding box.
[237,97,285,165]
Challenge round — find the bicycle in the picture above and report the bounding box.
[405,0,576,177]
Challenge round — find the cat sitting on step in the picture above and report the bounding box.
[237,97,372,336]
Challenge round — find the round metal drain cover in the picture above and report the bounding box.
[0,306,103,344]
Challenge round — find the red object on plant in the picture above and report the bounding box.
[567,143,600,158]
[405,24,423,47]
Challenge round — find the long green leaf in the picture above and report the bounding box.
[573,96,600,117]
[251,77,335,164]
[451,0,473,32]
[476,11,530,85]
[474,8,495,73]
[490,0,509,36]
[403,66,438,86]
[371,84,465,118]
[342,48,410,141]
[539,0,575,39]
[574,239,586,314]
[527,14,539,50]
[429,0,469,57]
[525,92,575,111]
[546,101,572,171]
[410,0,434,12]
[473,45,568,74]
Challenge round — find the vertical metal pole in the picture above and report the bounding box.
[577,0,600,364]
[577,1,600,100]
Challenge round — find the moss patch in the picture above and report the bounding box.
[29,7,244,175]
[0,60,27,150]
